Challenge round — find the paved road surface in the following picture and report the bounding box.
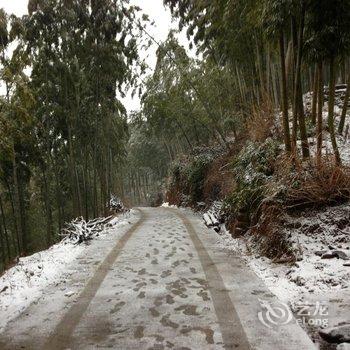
[0,208,315,350]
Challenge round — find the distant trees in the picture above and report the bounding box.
[127,33,248,205]
[0,1,146,270]
[139,34,244,157]
[123,118,169,204]
[0,9,36,259]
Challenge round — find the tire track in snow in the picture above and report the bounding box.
[43,209,146,350]
[173,209,251,350]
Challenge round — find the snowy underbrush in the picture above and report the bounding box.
[0,211,134,331]
[197,134,350,258]
[194,86,350,346]
[166,153,213,207]
[306,134,350,165]
[204,192,350,348]
[215,133,350,258]
[220,138,281,235]
[60,196,131,244]
[215,202,350,305]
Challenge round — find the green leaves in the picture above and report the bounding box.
[306,0,350,61]
[0,8,9,49]
[261,0,294,38]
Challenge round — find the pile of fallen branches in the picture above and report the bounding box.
[109,195,129,214]
[61,216,113,244]
[203,201,223,233]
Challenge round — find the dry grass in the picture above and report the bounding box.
[166,188,181,206]
[284,160,350,210]
[202,137,249,205]
[249,202,292,259]
[247,96,279,142]
[247,157,350,259]
[203,158,234,203]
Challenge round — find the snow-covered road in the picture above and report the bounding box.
[0,208,315,349]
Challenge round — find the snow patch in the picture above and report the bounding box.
[0,241,84,331]
[161,202,177,208]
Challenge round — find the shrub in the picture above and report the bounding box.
[221,139,281,229]
[232,138,280,179]
[223,178,266,218]
[166,160,188,206]
[185,155,211,204]
[166,154,212,206]
[249,203,293,260]
[247,97,280,142]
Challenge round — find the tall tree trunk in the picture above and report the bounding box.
[75,167,82,215]
[279,30,291,153]
[192,118,200,145]
[50,154,63,234]
[328,56,341,165]
[0,221,6,268]
[163,141,173,161]
[67,123,80,218]
[41,167,54,247]
[54,170,63,234]
[0,193,11,259]
[293,3,309,158]
[12,151,26,254]
[338,72,350,134]
[266,45,271,98]
[291,17,298,151]
[255,37,265,96]
[317,61,324,165]
[285,40,294,78]
[83,155,89,220]
[174,118,193,150]
[92,148,98,217]
[271,62,279,108]
[108,148,113,206]
[311,64,318,125]
[5,179,20,255]
[17,171,29,253]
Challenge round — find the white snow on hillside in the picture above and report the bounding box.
[0,242,85,331]
[214,203,350,340]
